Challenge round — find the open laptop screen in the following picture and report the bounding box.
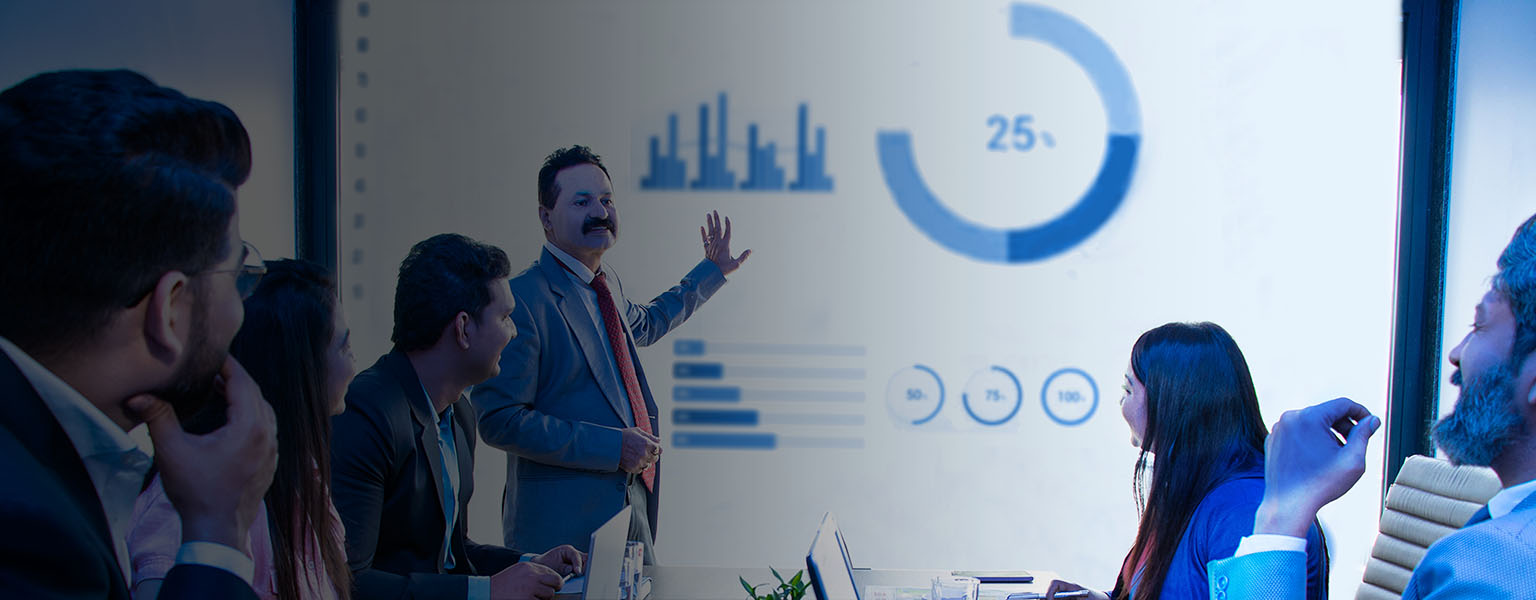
[806,512,860,600]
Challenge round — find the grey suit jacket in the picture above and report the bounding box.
[1208,492,1536,599]
[474,248,726,553]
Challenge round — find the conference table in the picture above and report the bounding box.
[639,565,1061,599]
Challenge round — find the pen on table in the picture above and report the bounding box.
[1005,591,1093,600]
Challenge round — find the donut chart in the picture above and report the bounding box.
[876,2,1141,263]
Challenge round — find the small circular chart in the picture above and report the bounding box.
[961,366,1024,426]
[1040,367,1098,426]
[886,365,945,425]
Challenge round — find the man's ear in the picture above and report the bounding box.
[539,205,554,233]
[454,311,473,350]
[142,271,193,366]
[1518,350,1536,407]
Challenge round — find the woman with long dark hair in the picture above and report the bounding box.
[129,259,356,599]
[1047,322,1327,600]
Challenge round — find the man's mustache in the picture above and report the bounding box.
[583,217,616,234]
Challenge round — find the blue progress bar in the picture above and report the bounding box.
[674,362,724,379]
[674,386,741,402]
[731,366,864,379]
[673,362,864,380]
[673,387,865,403]
[673,339,867,357]
[761,413,864,426]
[743,390,864,403]
[779,436,863,449]
[673,432,775,450]
[674,409,758,426]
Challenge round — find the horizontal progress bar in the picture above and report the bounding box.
[763,413,865,426]
[673,409,756,426]
[673,386,865,403]
[673,362,865,380]
[671,409,865,427]
[673,339,867,357]
[673,432,774,449]
[779,436,864,449]
[672,432,864,450]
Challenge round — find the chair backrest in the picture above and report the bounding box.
[1354,454,1501,599]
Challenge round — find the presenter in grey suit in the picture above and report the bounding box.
[475,145,751,562]
[1203,214,1536,600]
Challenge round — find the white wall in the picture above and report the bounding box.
[1439,0,1536,418]
[0,1,296,258]
[338,2,1400,598]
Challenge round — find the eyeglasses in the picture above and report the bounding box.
[203,241,267,298]
[122,240,268,307]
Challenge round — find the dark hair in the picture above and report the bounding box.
[392,233,511,352]
[537,145,609,209]
[228,259,351,600]
[1114,322,1270,600]
[0,69,251,357]
[1494,213,1536,363]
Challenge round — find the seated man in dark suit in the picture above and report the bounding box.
[1206,213,1536,600]
[0,69,278,599]
[331,233,585,600]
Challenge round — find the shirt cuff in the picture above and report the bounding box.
[175,541,255,587]
[1234,534,1307,557]
[468,575,491,600]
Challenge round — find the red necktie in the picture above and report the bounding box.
[590,271,656,491]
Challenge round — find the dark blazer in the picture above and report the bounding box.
[331,349,523,600]
[0,351,256,599]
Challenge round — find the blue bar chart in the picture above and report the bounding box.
[741,124,785,191]
[690,93,735,190]
[789,103,834,191]
[639,114,686,189]
[667,339,865,451]
[639,93,834,193]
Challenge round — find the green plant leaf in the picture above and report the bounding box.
[771,566,786,586]
[790,570,804,586]
[740,576,758,599]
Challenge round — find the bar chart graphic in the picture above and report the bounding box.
[667,339,865,451]
[639,93,834,193]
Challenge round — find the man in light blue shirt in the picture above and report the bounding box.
[1207,214,1536,599]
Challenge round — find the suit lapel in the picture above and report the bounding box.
[0,351,125,589]
[539,251,635,427]
[382,351,450,552]
[449,400,474,570]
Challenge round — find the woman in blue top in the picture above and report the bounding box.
[1047,322,1327,600]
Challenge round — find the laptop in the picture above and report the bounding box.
[560,505,631,600]
[806,512,861,600]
